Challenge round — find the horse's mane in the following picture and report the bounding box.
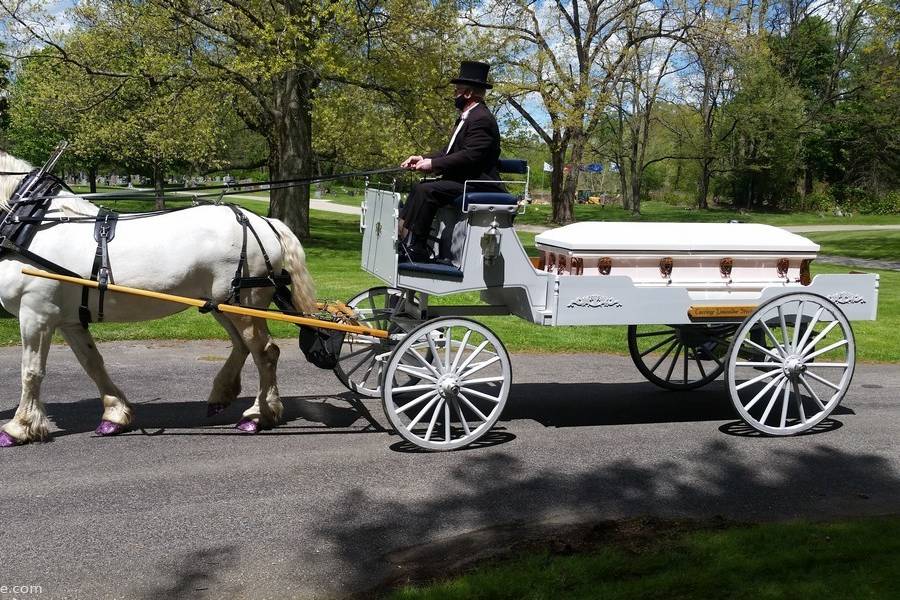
[0,151,99,217]
[0,152,32,211]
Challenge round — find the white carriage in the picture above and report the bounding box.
[337,162,879,450]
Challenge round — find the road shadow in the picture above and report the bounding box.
[141,545,241,600]
[503,381,854,428]
[310,441,900,596]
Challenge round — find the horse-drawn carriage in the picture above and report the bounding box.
[0,148,879,450]
[331,163,878,449]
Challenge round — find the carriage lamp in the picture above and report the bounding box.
[481,219,502,264]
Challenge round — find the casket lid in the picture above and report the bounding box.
[534,222,819,254]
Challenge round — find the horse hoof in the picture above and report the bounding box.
[235,418,259,434]
[95,420,126,436]
[207,404,227,417]
[0,431,22,447]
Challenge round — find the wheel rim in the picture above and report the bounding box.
[727,293,855,435]
[333,287,416,397]
[628,324,736,390]
[383,318,511,450]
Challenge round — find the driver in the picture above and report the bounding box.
[399,61,504,262]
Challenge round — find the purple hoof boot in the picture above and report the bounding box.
[95,420,126,436]
[236,418,259,434]
[207,404,227,417]
[0,431,22,447]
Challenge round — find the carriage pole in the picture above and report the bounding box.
[21,268,390,339]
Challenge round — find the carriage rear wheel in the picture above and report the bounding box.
[382,318,511,451]
[726,293,855,435]
[627,324,737,390]
[333,287,418,397]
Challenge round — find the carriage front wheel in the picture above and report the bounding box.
[382,318,511,451]
[726,292,856,435]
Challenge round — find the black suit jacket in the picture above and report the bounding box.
[429,102,502,184]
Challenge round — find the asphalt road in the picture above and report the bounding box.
[1,340,898,599]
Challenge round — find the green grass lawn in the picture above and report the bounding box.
[388,516,900,600]
[0,206,896,361]
[806,231,900,261]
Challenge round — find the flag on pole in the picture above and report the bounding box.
[543,162,553,172]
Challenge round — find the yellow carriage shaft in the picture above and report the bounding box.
[21,268,390,339]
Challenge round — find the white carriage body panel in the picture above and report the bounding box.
[535,222,819,290]
[360,188,400,286]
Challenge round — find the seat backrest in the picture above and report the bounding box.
[498,158,528,175]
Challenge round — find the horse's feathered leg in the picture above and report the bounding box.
[229,315,282,433]
[1,310,54,446]
[207,312,250,416]
[58,325,133,436]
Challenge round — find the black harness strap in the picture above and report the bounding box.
[79,209,119,327]
[226,206,283,305]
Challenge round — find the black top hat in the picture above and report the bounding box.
[450,61,493,89]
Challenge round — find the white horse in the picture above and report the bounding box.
[0,151,316,447]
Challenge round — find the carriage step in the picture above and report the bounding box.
[398,261,463,280]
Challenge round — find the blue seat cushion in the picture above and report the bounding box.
[452,192,519,210]
[398,261,464,280]
[498,158,528,174]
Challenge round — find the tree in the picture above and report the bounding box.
[465,0,692,223]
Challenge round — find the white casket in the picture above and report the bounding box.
[534,222,819,289]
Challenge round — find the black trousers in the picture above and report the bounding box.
[400,179,505,240]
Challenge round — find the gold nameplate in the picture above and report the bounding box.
[688,305,757,319]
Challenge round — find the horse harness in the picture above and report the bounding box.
[0,171,293,327]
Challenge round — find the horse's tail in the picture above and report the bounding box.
[268,219,317,313]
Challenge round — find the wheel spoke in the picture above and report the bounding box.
[457,340,489,373]
[760,320,788,357]
[682,345,689,383]
[343,349,377,377]
[691,347,707,378]
[444,326,453,371]
[426,331,444,375]
[444,402,451,442]
[458,392,489,422]
[792,380,807,423]
[803,338,848,361]
[397,389,439,413]
[392,383,438,394]
[779,383,791,428]
[407,395,440,429]
[796,306,824,353]
[459,375,505,385]
[741,337,783,362]
[778,305,791,351]
[735,368,782,391]
[665,344,683,382]
[424,398,445,441]
[804,362,849,369]
[459,356,501,379]
[394,364,439,382]
[458,386,502,404]
[743,373,785,411]
[759,377,788,424]
[799,375,827,411]
[649,339,679,373]
[406,346,442,378]
[640,335,676,358]
[804,370,842,391]
[800,320,840,356]
[792,300,805,350]
[451,330,473,372]
[450,397,471,436]
[341,344,378,361]
[735,361,782,368]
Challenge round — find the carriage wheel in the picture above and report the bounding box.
[333,287,418,397]
[726,293,856,435]
[628,324,737,390]
[382,318,511,451]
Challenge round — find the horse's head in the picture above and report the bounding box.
[0,151,32,212]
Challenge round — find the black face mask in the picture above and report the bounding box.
[454,94,468,111]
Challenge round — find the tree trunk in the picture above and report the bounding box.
[550,150,572,223]
[153,163,165,211]
[267,69,315,240]
[697,161,711,209]
[803,166,813,197]
[88,165,97,194]
[555,133,585,223]
[617,163,628,211]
